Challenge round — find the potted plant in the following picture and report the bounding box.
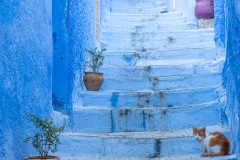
[83,47,107,91]
[25,114,65,160]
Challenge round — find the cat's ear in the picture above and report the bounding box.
[192,126,196,130]
[202,126,206,131]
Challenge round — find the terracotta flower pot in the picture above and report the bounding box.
[25,156,60,160]
[83,72,104,91]
[195,0,214,19]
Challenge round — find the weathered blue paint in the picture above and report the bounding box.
[67,0,97,117]
[111,92,119,107]
[223,0,240,158]
[52,0,68,113]
[0,1,52,159]
[214,0,225,47]
[100,0,111,28]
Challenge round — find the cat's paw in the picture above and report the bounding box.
[201,153,208,157]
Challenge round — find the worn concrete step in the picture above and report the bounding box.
[102,28,214,39]
[58,125,229,158]
[80,86,219,108]
[105,12,183,20]
[111,6,167,14]
[111,1,166,9]
[60,154,236,160]
[99,61,223,77]
[102,23,198,33]
[72,102,220,133]
[103,17,186,27]
[100,73,221,91]
[102,42,214,52]
[111,0,166,3]
[103,47,218,66]
[104,14,184,23]
[101,34,214,49]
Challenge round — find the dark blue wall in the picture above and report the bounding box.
[223,0,240,157]
[0,1,52,159]
[67,0,97,117]
[214,0,225,47]
[52,0,68,114]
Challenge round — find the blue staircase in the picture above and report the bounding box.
[58,0,234,159]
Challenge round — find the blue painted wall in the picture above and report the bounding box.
[0,1,52,160]
[52,0,68,114]
[223,0,240,157]
[214,0,225,47]
[67,0,97,117]
[101,0,111,27]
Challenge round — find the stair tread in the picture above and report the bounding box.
[60,154,236,160]
[82,85,219,93]
[75,100,218,109]
[63,125,228,139]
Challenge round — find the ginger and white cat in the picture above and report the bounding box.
[192,126,230,157]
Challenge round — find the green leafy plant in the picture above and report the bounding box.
[25,114,65,158]
[85,47,107,72]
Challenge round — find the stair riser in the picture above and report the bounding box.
[111,3,166,9]
[102,36,214,48]
[102,29,214,40]
[72,104,220,133]
[102,23,197,33]
[101,65,215,77]
[58,130,231,158]
[58,137,197,157]
[58,131,232,158]
[105,15,183,23]
[81,87,219,108]
[103,48,217,66]
[104,18,186,26]
[105,12,182,20]
[100,74,221,91]
[111,0,166,3]
[111,7,167,14]
[101,66,194,77]
[102,43,215,52]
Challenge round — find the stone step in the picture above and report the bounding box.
[105,12,183,20]
[99,61,223,77]
[60,154,236,160]
[102,23,198,33]
[111,6,167,14]
[58,125,230,157]
[111,1,166,9]
[101,34,214,49]
[111,0,166,3]
[102,28,214,39]
[102,47,218,66]
[99,73,221,91]
[111,8,167,15]
[102,42,215,52]
[72,102,220,133]
[80,86,219,108]
[105,14,184,23]
[103,17,187,26]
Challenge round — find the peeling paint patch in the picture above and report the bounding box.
[111,92,119,107]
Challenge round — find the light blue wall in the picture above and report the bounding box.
[67,0,97,118]
[52,0,69,114]
[0,1,52,160]
[223,0,240,157]
[101,0,111,27]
